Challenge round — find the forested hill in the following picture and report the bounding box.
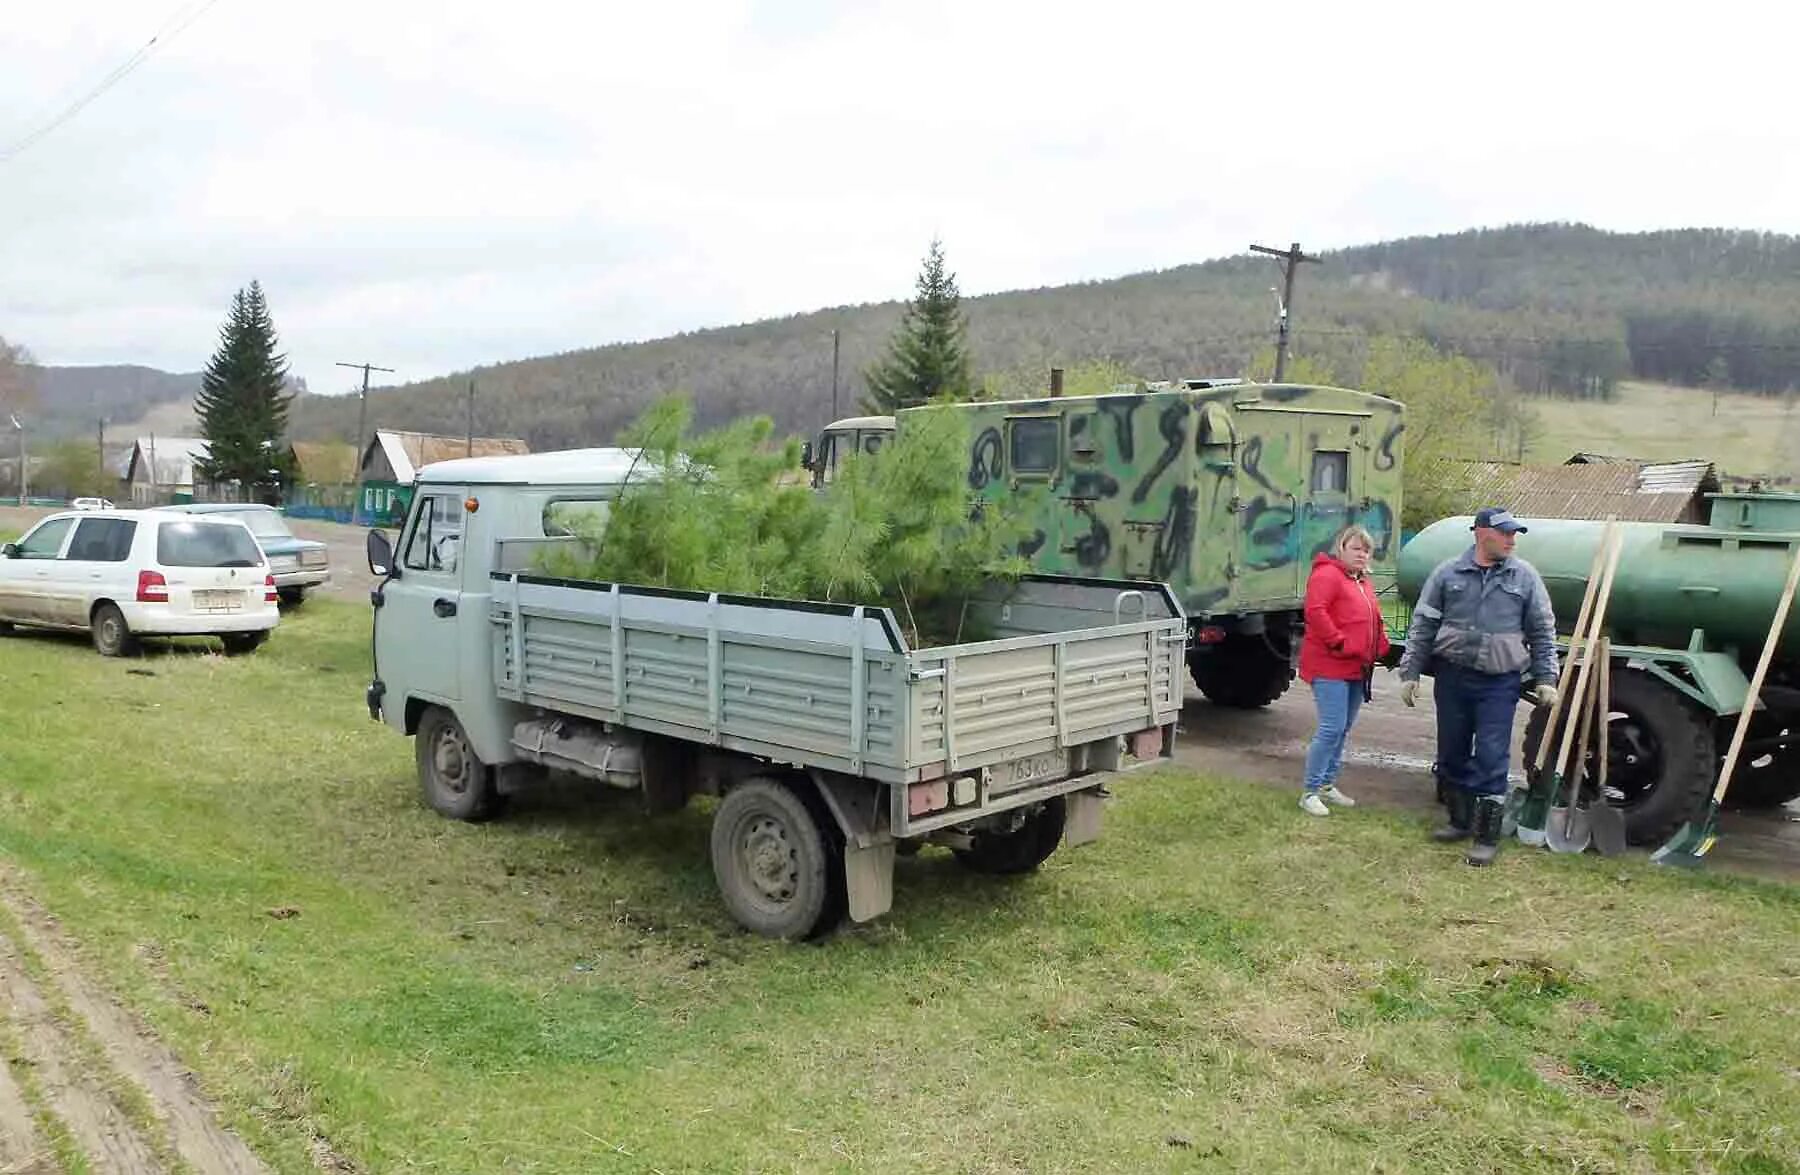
[19,365,201,441]
[285,224,1800,450]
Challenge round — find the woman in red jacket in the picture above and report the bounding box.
[1297,525,1390,816]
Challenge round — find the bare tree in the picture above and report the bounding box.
[0,335,35,417]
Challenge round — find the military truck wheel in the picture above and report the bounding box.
[1523,667,1714,845]
[711,776,843,940]
[1724,723,1800,809]
[1190,634,1293,709]
[952,796,1066,875]
[416,706,505,822]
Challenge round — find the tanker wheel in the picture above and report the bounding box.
[1522,667,1714,846]
[1724,719,1800,809]
[1190,633,1294,710]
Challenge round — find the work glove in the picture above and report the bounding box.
[1399,679,1420,708]
[1531,683,1558,708]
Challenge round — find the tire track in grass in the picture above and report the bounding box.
[0,870,272,1173]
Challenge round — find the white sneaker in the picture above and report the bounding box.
[1322,786,1356,808]
[1299,793,1330,817]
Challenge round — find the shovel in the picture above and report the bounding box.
[1654,537,1800,865]
[1520,522,1624,845]
[1588,638,1628,856]
[1546,645,1599,854]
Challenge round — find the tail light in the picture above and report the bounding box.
[264,573,278,604]
[136,570,168,602]
[1194,624,1228,645]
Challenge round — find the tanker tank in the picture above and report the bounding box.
[1398,513,1800,657]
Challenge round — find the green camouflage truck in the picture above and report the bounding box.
[808,380,1406,707]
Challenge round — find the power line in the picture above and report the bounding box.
[0,0,225,165]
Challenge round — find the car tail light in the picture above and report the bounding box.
[136,570,168,602]
[264,573,278,604]
[1194,624,1228,645]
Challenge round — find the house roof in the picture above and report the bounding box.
[370,430,531,483]
[1454,457,1720,524]
[127,437,209,486]
[291,440,358,482]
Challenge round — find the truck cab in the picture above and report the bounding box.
[804,415,895,488]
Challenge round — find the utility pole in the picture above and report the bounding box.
[1249,241,1321,382]
[98,417,106,497]
[830,329,841,422]
[466,379,475,456]
[337,360,393,525]
[7,414,22,506]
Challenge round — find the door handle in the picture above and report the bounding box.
[433,598,458,618]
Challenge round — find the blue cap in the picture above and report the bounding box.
[1472,507,1528,534]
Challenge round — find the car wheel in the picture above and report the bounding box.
[90,602,140,657]
[277,587,305,608]
[220,631,268,655]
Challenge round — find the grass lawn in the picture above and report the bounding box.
[0,600,1796,1173]
[1530,381,1800,479]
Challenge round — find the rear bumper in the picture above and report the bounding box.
[271,569,331,590]
[121,602,279,634]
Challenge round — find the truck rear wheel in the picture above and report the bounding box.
[952,796,1066,875]
[1725,722,1800,809]
[416,706,505,822]
[710,777,843,940]
[1190,632,1294,709]
[1522,667,1714,845]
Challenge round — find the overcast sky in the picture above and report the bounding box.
[2,0,1796,395]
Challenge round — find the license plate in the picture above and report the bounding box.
[194,589,241,612]
[996,751,1066,789]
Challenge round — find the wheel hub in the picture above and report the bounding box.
[741,816,796,903]
[433,729,469,795]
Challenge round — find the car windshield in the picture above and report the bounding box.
[226,510,293,539]
[156,521,264,567]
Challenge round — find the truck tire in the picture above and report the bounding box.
[1724,724,1800,809]
[1522,667,1714,846]
[1190,633,1294,709]
[710,776,843,940]
[90,602,139,657]
[952,796,1066,875]
[416,706,505,822]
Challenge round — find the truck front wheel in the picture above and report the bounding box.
[710,777,843,940]
[952,796,1066,875]
[416,706,505,822]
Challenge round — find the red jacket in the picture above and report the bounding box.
[1299,552,1390,682]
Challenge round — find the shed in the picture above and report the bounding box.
[1453,456,1719,524]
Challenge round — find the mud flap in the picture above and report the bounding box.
[1064,788,1105,847]
[844,842,896,923]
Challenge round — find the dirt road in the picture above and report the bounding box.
[0,870,269,1174]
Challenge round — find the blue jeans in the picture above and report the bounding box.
[1433,664,1522,798]
[1304,678,1364,793]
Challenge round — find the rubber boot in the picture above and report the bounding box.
[1431,788,1472,842]
[1466,796,1505,867]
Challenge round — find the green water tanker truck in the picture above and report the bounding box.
[1398,492,1800,844]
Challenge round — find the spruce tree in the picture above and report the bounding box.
[862,239,973,414]
[195,281,294,495]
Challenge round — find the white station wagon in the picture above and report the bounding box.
[0,509,280,656]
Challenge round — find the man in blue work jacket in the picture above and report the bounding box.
[1398,507,1559,865]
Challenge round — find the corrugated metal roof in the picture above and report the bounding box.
[1452,458,1719,524]
[373,430,530,482]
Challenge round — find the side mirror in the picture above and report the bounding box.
[0,543,17,558]
[800,441,815,471]
[367,530,395,578]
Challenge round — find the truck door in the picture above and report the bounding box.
[1232,409,1304,608]
[1299,411,1368,563]
[377,490,467,708]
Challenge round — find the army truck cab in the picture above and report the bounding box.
[366,447,1185,939]
[811,381,1405,708]
[802,415,894,489]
